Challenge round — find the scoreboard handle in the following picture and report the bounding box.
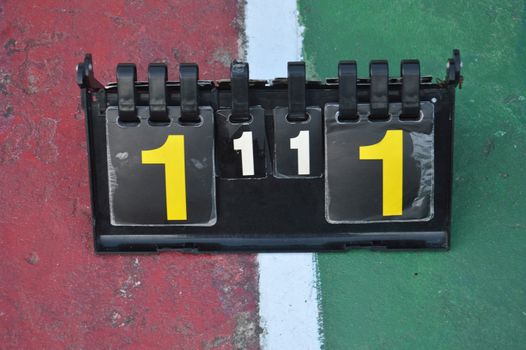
[338,61,357,121]
[230,61,250,123]
[148,63,169,123]
[179,63,200,123]
[287,62,307,122]
[116,63,138,124]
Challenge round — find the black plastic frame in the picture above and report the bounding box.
[76,50,462,253]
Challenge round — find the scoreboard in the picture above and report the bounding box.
[77,50,462,252]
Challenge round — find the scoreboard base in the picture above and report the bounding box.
[97,231,448,253]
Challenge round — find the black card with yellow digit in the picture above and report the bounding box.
[324,102,434,223]
[106,106,216,226]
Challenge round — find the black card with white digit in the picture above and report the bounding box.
[215,106,267,179]
[273,106,323,178]
[106,106,216,226]
[324,102,435,223]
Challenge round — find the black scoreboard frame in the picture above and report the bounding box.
[77,50,462,253]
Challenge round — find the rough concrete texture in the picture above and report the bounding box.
[0,1,260,349]
[299,0,526,348]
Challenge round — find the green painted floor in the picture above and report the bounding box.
[299,1,526,348]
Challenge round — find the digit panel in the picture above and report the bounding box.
[324,102,435,223]
[273,106,323,178]
[215,106,267,179]
[106,106,216,226]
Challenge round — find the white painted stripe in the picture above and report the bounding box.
[244,1,323,349]
[257,254,322,350]
[245,0,304,79]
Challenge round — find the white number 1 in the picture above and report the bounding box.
[233,131,254,176]
[290,130,310,175]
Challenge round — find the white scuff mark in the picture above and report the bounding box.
[245,1,323,349]
[116,152,129,160]
[191,158,205,169]
[111,311,121,325]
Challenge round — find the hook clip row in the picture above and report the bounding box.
[110,52,465,123]
[116,63,201,124]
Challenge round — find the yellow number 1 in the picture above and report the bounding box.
[142,135,187,221]
[360,130,403,216]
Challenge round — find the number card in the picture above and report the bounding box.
[215,106,267,179]
[324,102,435,223]
[273,107,323,178]
[106,106,216,226]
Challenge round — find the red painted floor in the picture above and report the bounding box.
[0,1,259,349]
